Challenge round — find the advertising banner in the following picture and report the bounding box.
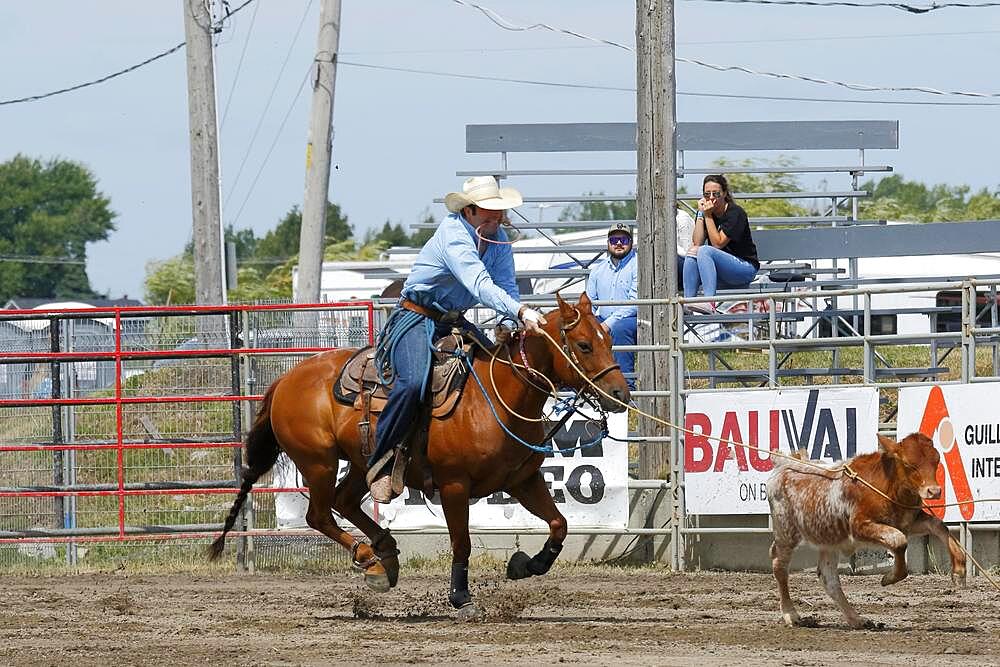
[898,383,1000,522]
[274,405,629,530]
[684,387,879,515]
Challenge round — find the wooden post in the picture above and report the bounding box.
[297,0,342,304]
[182,0,226,306]
[635,0,678,481]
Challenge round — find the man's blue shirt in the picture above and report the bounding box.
[401,212,521,319]
[586,248,637,327]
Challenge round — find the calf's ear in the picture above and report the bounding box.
[877,435,899,456]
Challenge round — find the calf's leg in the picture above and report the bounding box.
[852,519,909,586]
[817,548,870,629]
[909,513,967,585]
[770,540,800,627]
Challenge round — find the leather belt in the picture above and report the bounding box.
[400,299,462,325]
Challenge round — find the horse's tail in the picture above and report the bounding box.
[207,381,282,561]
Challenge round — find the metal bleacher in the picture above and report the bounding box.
[401,119,1000,391]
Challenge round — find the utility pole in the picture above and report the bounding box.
[183,0,226,306]
[635,0,679,496]
[296,0,342,304]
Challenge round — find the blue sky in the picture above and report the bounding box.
[1,1,997,300]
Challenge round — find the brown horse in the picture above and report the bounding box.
[209,292,630,617]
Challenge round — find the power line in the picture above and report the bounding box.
[689,0,1000,12]
[450,0,1000,98]
[0,43,185,107]
[0,0,258,108]
[3,1,995,108]
[339,28,1000,52]
[219,0,262,129]
[340,60,634,92]
[340,60,1000,106]
[222,0,316,212]
[694,28,1000,45]
[228,65,313,228]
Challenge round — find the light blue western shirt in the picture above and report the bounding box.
[401,212,521,319]
[585,248,637,328]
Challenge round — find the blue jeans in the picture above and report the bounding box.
[683,246,757,297]
[370,317,432,470]
[601,314,637,390]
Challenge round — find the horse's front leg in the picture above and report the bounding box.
[505,470,567,580]
[439,477,479,619]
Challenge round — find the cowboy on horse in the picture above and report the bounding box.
[208,175,631,617]
[367,175,548,502]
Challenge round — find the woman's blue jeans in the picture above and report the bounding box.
[683,246,757,297]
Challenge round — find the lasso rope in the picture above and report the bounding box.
[533,325,1000,592]
[372,307,435,395]
[474,222,518,246]
[463,354,606,454]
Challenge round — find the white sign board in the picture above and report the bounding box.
[684,387,879,515]
[898,383,1000,522]
[274,405,628,530]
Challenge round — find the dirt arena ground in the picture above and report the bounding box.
[1,565,997,666]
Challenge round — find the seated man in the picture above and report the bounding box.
[586,222,638,390]
[368,176,547,503]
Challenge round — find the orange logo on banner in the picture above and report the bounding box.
[918,386,974,520]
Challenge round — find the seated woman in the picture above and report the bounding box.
[683,174,759,304]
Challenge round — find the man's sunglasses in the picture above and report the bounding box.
[608,235,632,246]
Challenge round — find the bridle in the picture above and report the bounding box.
[558,306,620,386]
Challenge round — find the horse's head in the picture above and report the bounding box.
[542,292,631,412]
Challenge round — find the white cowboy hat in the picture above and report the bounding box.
[444,176,523,213]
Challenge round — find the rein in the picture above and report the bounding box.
[463,354,607,454]
[458,306,613,453]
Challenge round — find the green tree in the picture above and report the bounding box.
[0,155,116,300]
[143,256,195,305]
[226,224,258,260]
[369,220,410,247]
[408,209,436,246]
[686,158,809,219]
[558,160,809,230]
[859,174,1000,222]
[558,197,636,230]
[144,205,377,304]
[255,202,351,273]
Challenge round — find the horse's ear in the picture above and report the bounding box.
[556,291,574,319]
[578,291,592,310]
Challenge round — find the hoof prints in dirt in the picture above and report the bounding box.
[99,589,139,616]
[348,581,555,622]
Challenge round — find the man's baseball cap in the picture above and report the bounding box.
[607,222,633,238]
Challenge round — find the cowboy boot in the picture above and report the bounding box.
[366,449,397,503]
[369,471,394,504]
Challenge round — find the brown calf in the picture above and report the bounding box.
[766,432,966,629]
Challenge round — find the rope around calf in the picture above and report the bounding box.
[535,327,1000,592]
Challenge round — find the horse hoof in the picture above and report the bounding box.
[364,572,391,593]
[381,555,400,588]
[506,551,532,580]
[455,603,482,622]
